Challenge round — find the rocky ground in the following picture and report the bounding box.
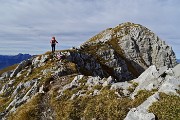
[0,22,179,120]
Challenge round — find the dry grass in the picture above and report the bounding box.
[50,88,132,120]
[0,64,18,76]
[50,85,155,120]
[127,82,138,94]
[149,93,180,120]
[130,90,155,108]
[0,97,9,112]
[8,93,43,120]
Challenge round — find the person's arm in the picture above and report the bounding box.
[56,40,58,43]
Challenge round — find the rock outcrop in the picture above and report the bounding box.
[79,22,177,81]
[124,64,180,120]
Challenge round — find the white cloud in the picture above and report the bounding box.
[0,0,179,58]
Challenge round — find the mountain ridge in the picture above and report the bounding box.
[0,53,32,70]
[0,22,179,120]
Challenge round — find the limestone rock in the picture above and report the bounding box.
[80,22,177,81]
[102,76,114,87]
[131,65,160,98]
[0,77,4,81]
[10,58,32,77]
[71,75,84,86]
[93,89,100,96]
[110,81,131,90]
[67,52,105,78]
[1,71,12,78]
[124,108,155,120]
[70,90,86,100]
[110,81,132,96]
[6,80,39,113]
[61,75,84,92]
[125,93,159,120]
[131,64,180,98]
[86,76,104,87]
[158,78,180,96]
[32,55,48,68]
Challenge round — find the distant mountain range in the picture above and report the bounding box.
[0,53,32,70]
[177,59,180,63]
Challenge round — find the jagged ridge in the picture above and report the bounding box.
[0,22,179,120]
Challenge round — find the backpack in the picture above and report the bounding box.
[52,39,56,44]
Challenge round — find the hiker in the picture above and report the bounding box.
[50,36,58,53]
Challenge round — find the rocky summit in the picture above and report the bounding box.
[79,22,177,81]
[0,22,179,120]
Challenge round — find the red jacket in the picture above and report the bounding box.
[50,39,58,45]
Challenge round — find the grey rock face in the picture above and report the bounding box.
[10,58,32,77]
[158,78,180,96]
[81,22,177,81]
[131,65,160,98]
[130,64,180,98]
[32,55,48,68]
[118,23,177,69]
[172,64,180,77]
[5,79,39,114]
[96,46,133,81]
[67,52,105,77]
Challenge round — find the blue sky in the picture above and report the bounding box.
[0,0,180,58]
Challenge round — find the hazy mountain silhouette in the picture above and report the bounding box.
[0,53,32,70]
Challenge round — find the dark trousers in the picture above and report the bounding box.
[51,44,56,52]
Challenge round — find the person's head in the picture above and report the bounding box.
[52,36,55,39]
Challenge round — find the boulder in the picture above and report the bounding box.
[86,76,104,87]
[110,81,132,96]
[110,81,131,90]
[125,108,155,120]
[61,75,84,92]
[158,78,180,96]
[71,75,84,86]
[102,76,114,87]
[131,65,160,99]
[125,93,159,120]
[0,77,4,81]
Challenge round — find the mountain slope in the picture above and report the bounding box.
[0,53,32,70]
[0,22,179,120]
[83,22,176,68]
[77,22,177,81]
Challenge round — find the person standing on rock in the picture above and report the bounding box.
[50,36,58,53]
